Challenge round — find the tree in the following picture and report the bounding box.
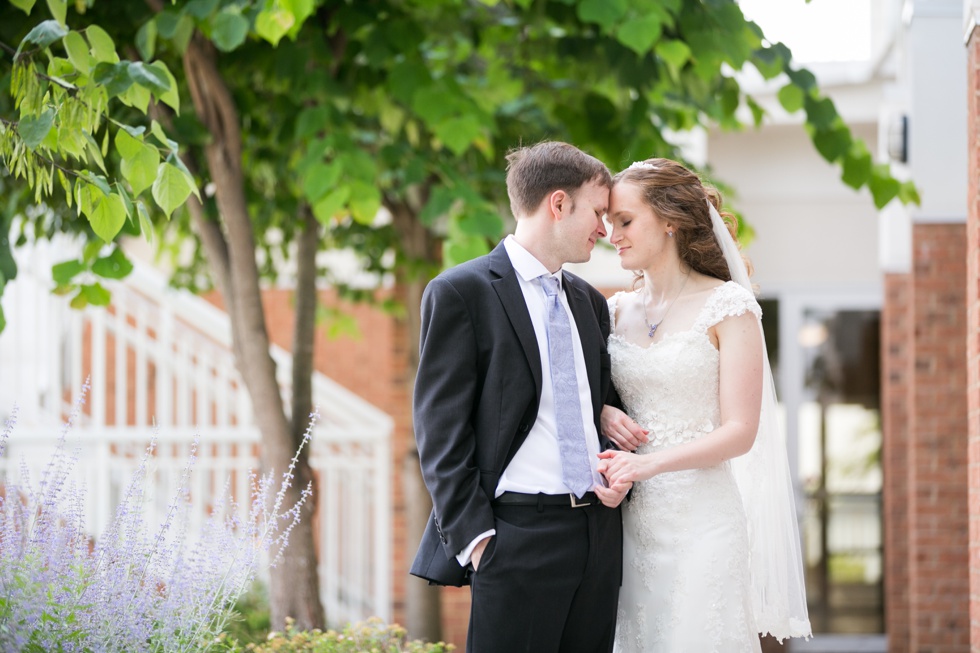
[1,0,916,639]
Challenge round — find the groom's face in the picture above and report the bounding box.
[555,179,610,264]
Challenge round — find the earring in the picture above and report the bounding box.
[667,230,674,238]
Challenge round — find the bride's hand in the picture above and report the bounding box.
[601,405,649,451]
[597,449,658,484]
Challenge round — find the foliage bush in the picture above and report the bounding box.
[220,618,454,653]
[0,389,314,652]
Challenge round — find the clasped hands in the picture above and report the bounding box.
[595,406,657,500]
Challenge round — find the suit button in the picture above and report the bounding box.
[519,423,529,433]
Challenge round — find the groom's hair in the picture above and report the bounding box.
[505,141,611,218]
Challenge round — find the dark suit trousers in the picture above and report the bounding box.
[467,500,622,653]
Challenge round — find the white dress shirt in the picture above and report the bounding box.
[457,235,603,566]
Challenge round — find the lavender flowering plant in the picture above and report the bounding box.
[0,385,315,652]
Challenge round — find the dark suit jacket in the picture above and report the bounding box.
[409,240,616,586]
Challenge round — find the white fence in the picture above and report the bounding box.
[0,238,394,624]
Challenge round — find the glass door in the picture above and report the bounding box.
[764,293,884,638]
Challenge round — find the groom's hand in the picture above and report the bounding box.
[594,479,631,508]
[601,405,648,451]
[471,535,492,571]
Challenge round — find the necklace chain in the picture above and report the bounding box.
[643,273,690,338]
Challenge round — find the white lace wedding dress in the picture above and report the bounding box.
[609,281,763,653]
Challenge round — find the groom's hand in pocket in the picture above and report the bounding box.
[471,535,492,571]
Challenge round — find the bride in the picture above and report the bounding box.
[593,158,811,652]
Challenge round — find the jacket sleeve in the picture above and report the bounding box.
[413,276,495,559]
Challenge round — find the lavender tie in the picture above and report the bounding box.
[540,275,593,498]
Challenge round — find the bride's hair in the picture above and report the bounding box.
[613,158,753,284]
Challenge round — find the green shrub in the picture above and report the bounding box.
[220,618,454,653]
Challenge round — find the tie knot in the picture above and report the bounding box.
[540,274,561,298]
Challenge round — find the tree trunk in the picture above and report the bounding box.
[181,33,324,631]
[279,206,326,628]
[389,200,442,641]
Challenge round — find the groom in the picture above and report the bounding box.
[410,141,630,653]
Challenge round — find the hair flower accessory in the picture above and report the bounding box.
[627,160,657,171]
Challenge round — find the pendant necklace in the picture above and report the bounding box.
[643,272,690,338]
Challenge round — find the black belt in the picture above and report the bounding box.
[493,491,599,508]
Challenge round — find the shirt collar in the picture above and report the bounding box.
[503,235,562,288]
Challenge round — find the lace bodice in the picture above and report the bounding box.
[607,281,762,452]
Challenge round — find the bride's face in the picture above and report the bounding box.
[607,181,672,271]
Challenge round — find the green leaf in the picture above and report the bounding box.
[615,13,662,55]
[83,189,128,242]
[868,165,901,208]
[156,11,183,38]
[136,201,154,244]
[420,186,456,225]
[804,94,837,130]
[128,62,170,95]
[312,186,351,224]
[656,39,692,79]
[82,283,111,306]
[777,84,804,113]
[255,8,294,46]
[10,0,36,15]
[114,127,142,160]
[295,106,330,139]
[898,180,921,206]
[0,305,5,333]
[433,115,483,156]
[459,209,504,238]
[136,19,157,60]
[63,31,92,75]
[18,20,67,55]
[348,180,382,224]
[166,152,200,199]
[69,290,88,309]
[46,0,67,25]
[151,162,194,218]
[150,120,178,151]
[148,62,179,113]
[752,44,787,80]
[83,131,108,174]
[840,145,873,189]
[119,83,151,113]
[18,109,55,149]
[211,10,249,52]
[92,248,133,280]
[787,67,817,92]
[811,124,850,163]
[444,230,489,268]
[85,24,118,63]
[186,0,219,19]
[93,62,133,97]
[121,142,160,196]
[577,0,628,31]
[746,96,765,126]
[302,162,342,203]
[52,259,86,285]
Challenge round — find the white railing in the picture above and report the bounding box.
[0,237,394,624]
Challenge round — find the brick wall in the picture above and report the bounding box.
[908,224,969,652]
[883,272,911,653]
[968,25,980,653]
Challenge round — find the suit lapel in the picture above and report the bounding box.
[563,273,601,406]
[489,243,543,397]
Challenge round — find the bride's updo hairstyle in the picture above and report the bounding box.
[613,158,753,282]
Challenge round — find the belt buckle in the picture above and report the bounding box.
[569,494,591,508]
